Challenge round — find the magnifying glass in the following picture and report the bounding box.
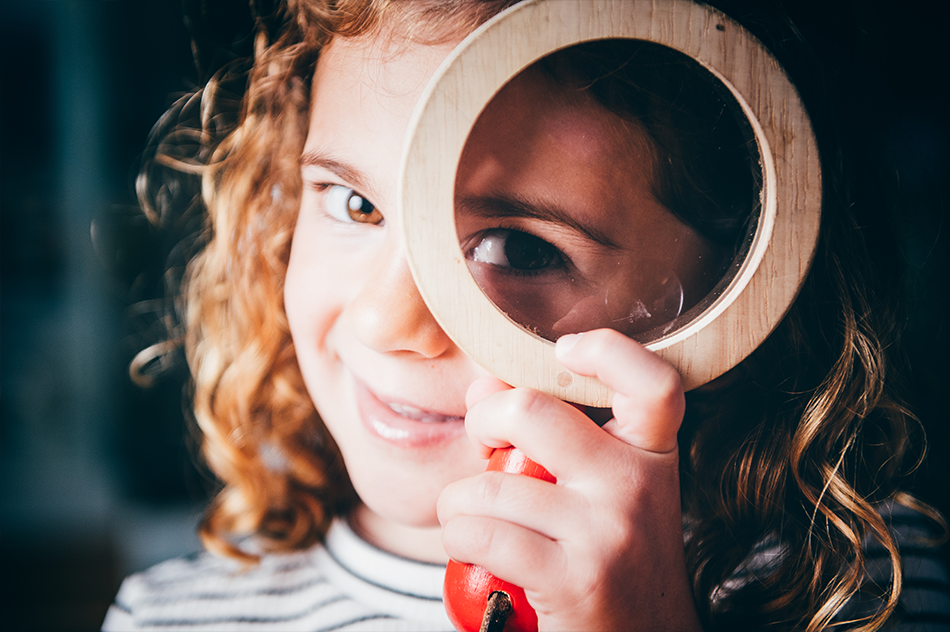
[401,0,820,406]
[398,0,820,629]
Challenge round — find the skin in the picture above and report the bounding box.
[456,64,718,341]
[284,23,704,632]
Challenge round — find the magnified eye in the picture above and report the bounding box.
[469,229,564,272]
[324,185,383,225]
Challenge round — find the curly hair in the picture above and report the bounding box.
[135,0,944,629]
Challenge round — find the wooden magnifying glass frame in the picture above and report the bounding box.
[400,0,820,408]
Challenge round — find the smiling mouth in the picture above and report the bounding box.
[354,378,467,447]
[385,402,464,424]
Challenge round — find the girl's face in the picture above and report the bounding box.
[286,30,487,560]
[285,26,714,560]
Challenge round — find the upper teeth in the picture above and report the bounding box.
[387,402,461,423]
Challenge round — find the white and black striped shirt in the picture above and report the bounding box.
[103,505,950,631]
[103,520,452,631]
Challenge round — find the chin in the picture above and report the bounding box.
[346,459,452,525]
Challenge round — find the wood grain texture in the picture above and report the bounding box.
[400,0,820,406]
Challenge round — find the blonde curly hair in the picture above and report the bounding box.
[135,1,944,630]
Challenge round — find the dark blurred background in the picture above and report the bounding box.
[1,1,948,631]
[2,3,210,630]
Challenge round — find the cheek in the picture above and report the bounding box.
[284,231,342,354]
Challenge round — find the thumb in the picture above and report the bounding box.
[556,330,684,453]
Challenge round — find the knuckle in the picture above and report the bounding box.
[507,388,549,420]
[442,515,496,561]
[473,471,506,507]
[584,328,616,356]
[653,362,683,396]
[571,561,606,599]
[467,519,497,558]
[611,516,636,552]
[649,365,685,412]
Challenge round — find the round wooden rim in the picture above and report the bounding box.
[399,0,820,406]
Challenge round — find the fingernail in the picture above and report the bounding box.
[556,333,581,357]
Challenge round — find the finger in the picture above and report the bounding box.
[465,376,513,409]
[556,330,684,453]
[464,378,515,459]
[437,471,581,542]
[441,514,567,594]
[464,387,606,483]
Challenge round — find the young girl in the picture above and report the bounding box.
[104,1,949,630]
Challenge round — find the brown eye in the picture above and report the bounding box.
[324,185,384,225]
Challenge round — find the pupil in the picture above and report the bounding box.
[348,194,373,215]
[504,231,555,270]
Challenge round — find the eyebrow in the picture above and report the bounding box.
[456,194,623,249]
[300,150,376,196]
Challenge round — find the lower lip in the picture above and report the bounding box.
[354,379,466,448]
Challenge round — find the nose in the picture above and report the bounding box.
[344,245,454,359]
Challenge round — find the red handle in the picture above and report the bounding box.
[443,447,556,632]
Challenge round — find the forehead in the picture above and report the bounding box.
[304,28,464,206]
[477,63,651,162]
[311,32,456,130]
[458,61,657,213]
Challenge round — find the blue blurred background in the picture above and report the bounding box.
[1,1,948,631]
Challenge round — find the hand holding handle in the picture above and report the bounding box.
[443,447,555,632]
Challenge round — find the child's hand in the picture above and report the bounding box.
[437,329,702,632]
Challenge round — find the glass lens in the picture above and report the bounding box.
[455,39,761,342]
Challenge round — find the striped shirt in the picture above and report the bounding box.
[103,520,453,631]
[103,505,950,631]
